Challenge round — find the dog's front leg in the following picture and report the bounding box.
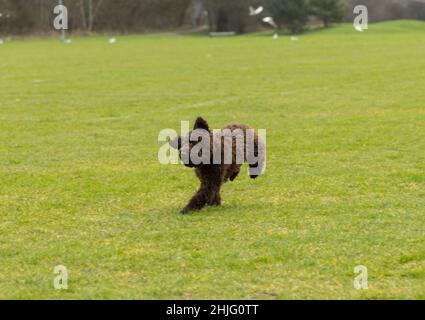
[181,186,209,213]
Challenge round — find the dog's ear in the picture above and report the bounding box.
[169,136,181,149]
[193,117,210,131]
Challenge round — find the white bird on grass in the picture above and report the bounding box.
[64,39,72,44]
[262,16,277,28]
[272,33,279,40]
[0,39,4,45]
[108,37,116,44]
[249,6,263,16]
[290,36,299,41]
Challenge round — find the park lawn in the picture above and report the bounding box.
[0,21,424,299]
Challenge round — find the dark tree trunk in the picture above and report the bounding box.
[323,17,329,28]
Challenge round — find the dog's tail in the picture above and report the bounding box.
[247,131,266,179]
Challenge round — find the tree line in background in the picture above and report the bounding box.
[0,0,425,35]
[0,0,193,34]
[265,0,345,33]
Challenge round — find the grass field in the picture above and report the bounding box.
[0,20,424,299]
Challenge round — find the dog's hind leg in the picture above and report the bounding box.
[247,134,265,179]
[249,164,260,179]
[181,187,209,213]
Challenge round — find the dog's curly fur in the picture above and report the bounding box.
[169,117,265,213]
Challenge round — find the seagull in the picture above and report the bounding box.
[108,37,116,44]
[290,36,299,41]
[262,17,277,28]
[272,33,279,40]
[64,39,72,44]
[249,6,263,16]
[0,39,3,45]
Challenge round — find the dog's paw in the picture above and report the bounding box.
[180,207,191,214]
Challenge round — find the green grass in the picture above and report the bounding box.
[0,21,424,299]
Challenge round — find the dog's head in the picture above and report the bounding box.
[169,117,211,168]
